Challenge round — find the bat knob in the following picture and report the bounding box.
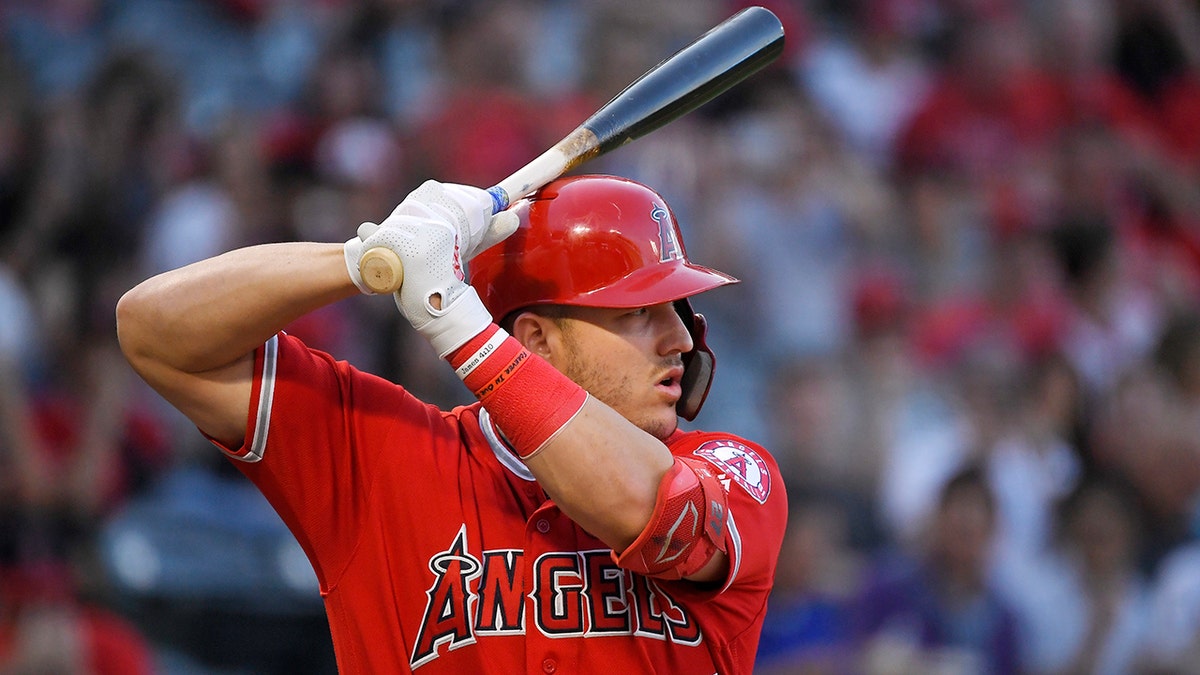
[360,247,405,294]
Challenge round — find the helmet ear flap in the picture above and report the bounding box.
[675,300,716,421]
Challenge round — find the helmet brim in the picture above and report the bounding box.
[567,261,738,308]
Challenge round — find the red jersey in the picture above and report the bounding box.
[210,333,788,674]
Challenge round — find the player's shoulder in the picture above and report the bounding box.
[667,428,774,464]
[668,429,781,507]
[274,331,463,423]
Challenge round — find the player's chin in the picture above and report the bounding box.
[637,405,679,440]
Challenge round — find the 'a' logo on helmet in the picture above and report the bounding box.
[651,205,683,263]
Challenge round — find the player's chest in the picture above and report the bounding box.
[362,487,706,670]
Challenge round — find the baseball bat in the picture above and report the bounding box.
[358,5,785,294]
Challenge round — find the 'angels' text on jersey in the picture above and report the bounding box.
[412,525,701,669]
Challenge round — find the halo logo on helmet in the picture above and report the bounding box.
[651,205,683,263]
[468,175,738,420]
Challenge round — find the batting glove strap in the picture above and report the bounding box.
[416,285,494,358]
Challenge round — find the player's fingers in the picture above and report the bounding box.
[357,221,380,239]
[389,198,440,221]
[475,211,519,254]
[441,183,494,218]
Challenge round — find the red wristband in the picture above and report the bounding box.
[447,324,588,458]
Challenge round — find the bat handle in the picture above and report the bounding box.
[356,183,510,294]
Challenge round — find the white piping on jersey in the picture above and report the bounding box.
[719,509,742,594]
[222,334,277,463]
[478,408,536,482]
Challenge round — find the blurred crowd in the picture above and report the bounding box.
[1,0,1199,673]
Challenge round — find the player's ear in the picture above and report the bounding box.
[510,310,556,359]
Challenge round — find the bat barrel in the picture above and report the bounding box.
[582,6,785,154]
[487,6,784,214]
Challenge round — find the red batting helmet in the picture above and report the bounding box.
[468,174,737,420]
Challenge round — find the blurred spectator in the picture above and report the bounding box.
[851,465,1020,675]
[1143,537,1200,673]
[405,2,548,187]
[1004,474,1153,674]
[1155,310,1200,437]
[98,457,335,674]
[878,342,1019,548]
[764,353,885,553]
[895,8,1062,178]
[0,266,37,372]
[2,0,107,98]
[798,0,933,168]
[1048,137,1167,403]
[1,347,164,673]
[1090,357,1200,568]
[701,73,902,359]
[987,351,1084,578]
[0,347,168,573]
[1111,0,1200,113]
[755,495,861,674]
[0,43,36,255]
[0,562,155,675]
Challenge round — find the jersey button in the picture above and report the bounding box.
[536,519,550,533]
[542,658,557,673]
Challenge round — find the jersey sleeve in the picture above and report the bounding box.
[205,332,456,591]
[663,431,788,614]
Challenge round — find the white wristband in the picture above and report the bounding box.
[453,328,511,379]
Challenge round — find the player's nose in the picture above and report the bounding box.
[652,303,693,356]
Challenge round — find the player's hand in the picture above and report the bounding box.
[344,192,510,357]
[344,180,518,295]
[398,180,518,261]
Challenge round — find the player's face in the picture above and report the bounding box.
[550,303,693,439]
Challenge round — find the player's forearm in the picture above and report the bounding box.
[117,242,357,374]
[524,399,673,551]
[448,326,672,550]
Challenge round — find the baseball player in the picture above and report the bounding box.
[116,174,788,674]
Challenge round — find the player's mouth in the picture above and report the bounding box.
[655,366,685,401]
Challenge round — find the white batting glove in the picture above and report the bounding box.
[398,180,517,260]
[343,180,518,294]
[342,182,518,356]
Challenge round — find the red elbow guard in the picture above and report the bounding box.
[613,457,729,580]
